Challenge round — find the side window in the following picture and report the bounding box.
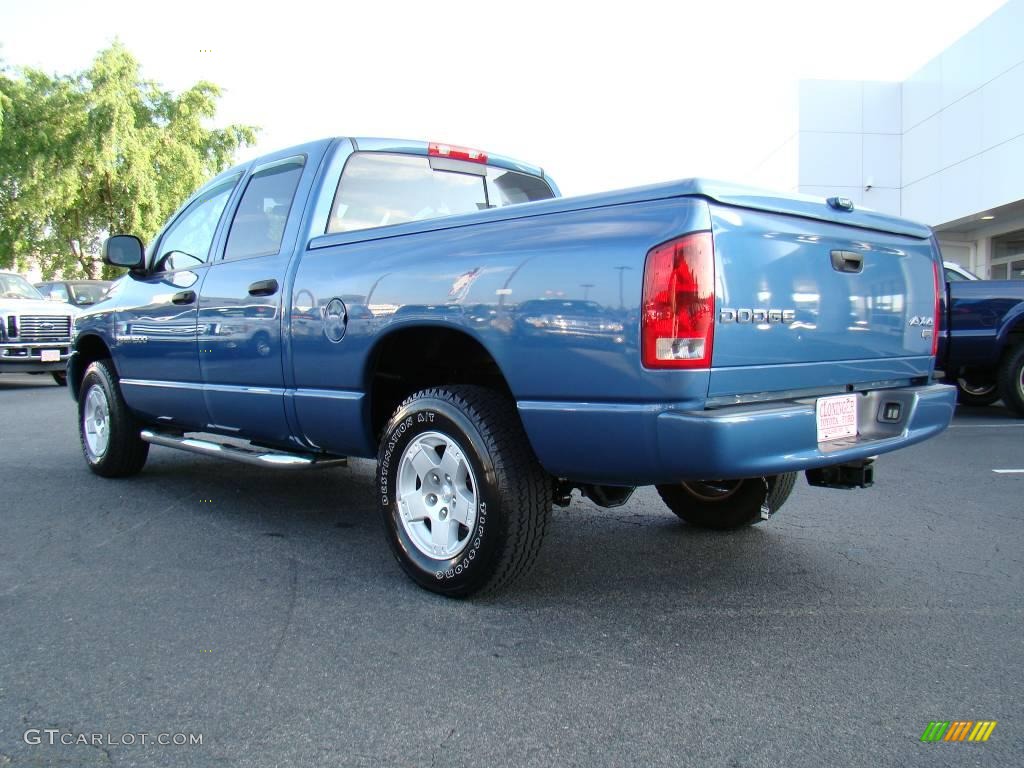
[224,158,305,261]
[944,268,966,282]
[155,178,238,272]
[485,168,555,207]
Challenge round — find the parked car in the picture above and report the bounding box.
[943,261,980,282]
[35,279,112,307]
[69,137,955,596]
[0,272,76,385]
[936,272,1024,413]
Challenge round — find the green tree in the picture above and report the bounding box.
[0,42,257,278]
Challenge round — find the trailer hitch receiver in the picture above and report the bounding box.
[805,459,875,490]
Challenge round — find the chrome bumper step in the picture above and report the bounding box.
[140,430,347,469]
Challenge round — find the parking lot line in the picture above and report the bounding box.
[992,469,1024,474]
[949,423,1024,428]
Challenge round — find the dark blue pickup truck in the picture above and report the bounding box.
[937,266,1024,415]
[70,137,956,596]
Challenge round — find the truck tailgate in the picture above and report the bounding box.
[709,203,937,398]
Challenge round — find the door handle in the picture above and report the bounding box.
[830,250,864,274]
[171,290,196,305]
[248,279,279,297]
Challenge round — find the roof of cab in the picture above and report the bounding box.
[207,136,548,187]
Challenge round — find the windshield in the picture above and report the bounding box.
[69,283,109,304]
[0,274,44,300]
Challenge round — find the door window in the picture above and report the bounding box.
[224,157,305,261]
[154,178,238,272]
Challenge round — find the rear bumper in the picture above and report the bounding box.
[518,383,956,485]
[654,383,955,480]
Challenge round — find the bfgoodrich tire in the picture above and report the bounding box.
[656,473,798,530]
[997,344,1024,418]
[377,385,552,597]
[78,359,149,477]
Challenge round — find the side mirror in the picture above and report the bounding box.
[103,235,146,271]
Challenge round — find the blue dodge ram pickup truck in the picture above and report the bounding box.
[71,137,956,596]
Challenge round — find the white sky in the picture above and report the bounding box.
[0,0,1007,196]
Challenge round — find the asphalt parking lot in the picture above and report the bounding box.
[0,374,1021,768]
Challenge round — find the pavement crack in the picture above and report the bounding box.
[253,555,298,699]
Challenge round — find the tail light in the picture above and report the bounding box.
[428,142,488,164]
[642,231,715,369]
[932,259,941,356]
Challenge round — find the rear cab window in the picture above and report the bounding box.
[327,152,555,234]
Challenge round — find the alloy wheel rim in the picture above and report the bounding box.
[83,385,111,459]
[958,379,997,397]
[681,479,743,501]
[396,431,478,560]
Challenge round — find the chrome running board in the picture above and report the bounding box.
[140,430,347,470]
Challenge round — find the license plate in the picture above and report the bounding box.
[816,394,858,443]
[40,349,61,362]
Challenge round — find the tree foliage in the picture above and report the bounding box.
[0,43,257,278]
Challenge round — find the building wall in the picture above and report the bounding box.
[772,0,1024,279]
[796,80,902,216]
[901,0,1024,225]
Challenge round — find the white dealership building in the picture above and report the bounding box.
[755,0,1024,280]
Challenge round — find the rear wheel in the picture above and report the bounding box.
[656,473,797,530]
[955,378,1000,406]
[377,385,552,597]
[997,344,1024,417]
[78,359,149,477]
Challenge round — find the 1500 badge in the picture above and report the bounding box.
[719,308,796,324]
[114,334,149,344]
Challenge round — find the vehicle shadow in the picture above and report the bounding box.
[132,452,870,608]
[0,375,63,391]
[953,400,1019,422]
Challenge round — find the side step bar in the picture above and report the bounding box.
[140,430,348,470]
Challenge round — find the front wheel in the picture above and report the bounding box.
[998,344,1024,417]
[377,385,552,597]
[52,371,68,387]
[656,473,797,530]
[78,359,149,477]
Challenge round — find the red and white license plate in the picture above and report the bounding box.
[816,394,858,443]
[40,349,61,362]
